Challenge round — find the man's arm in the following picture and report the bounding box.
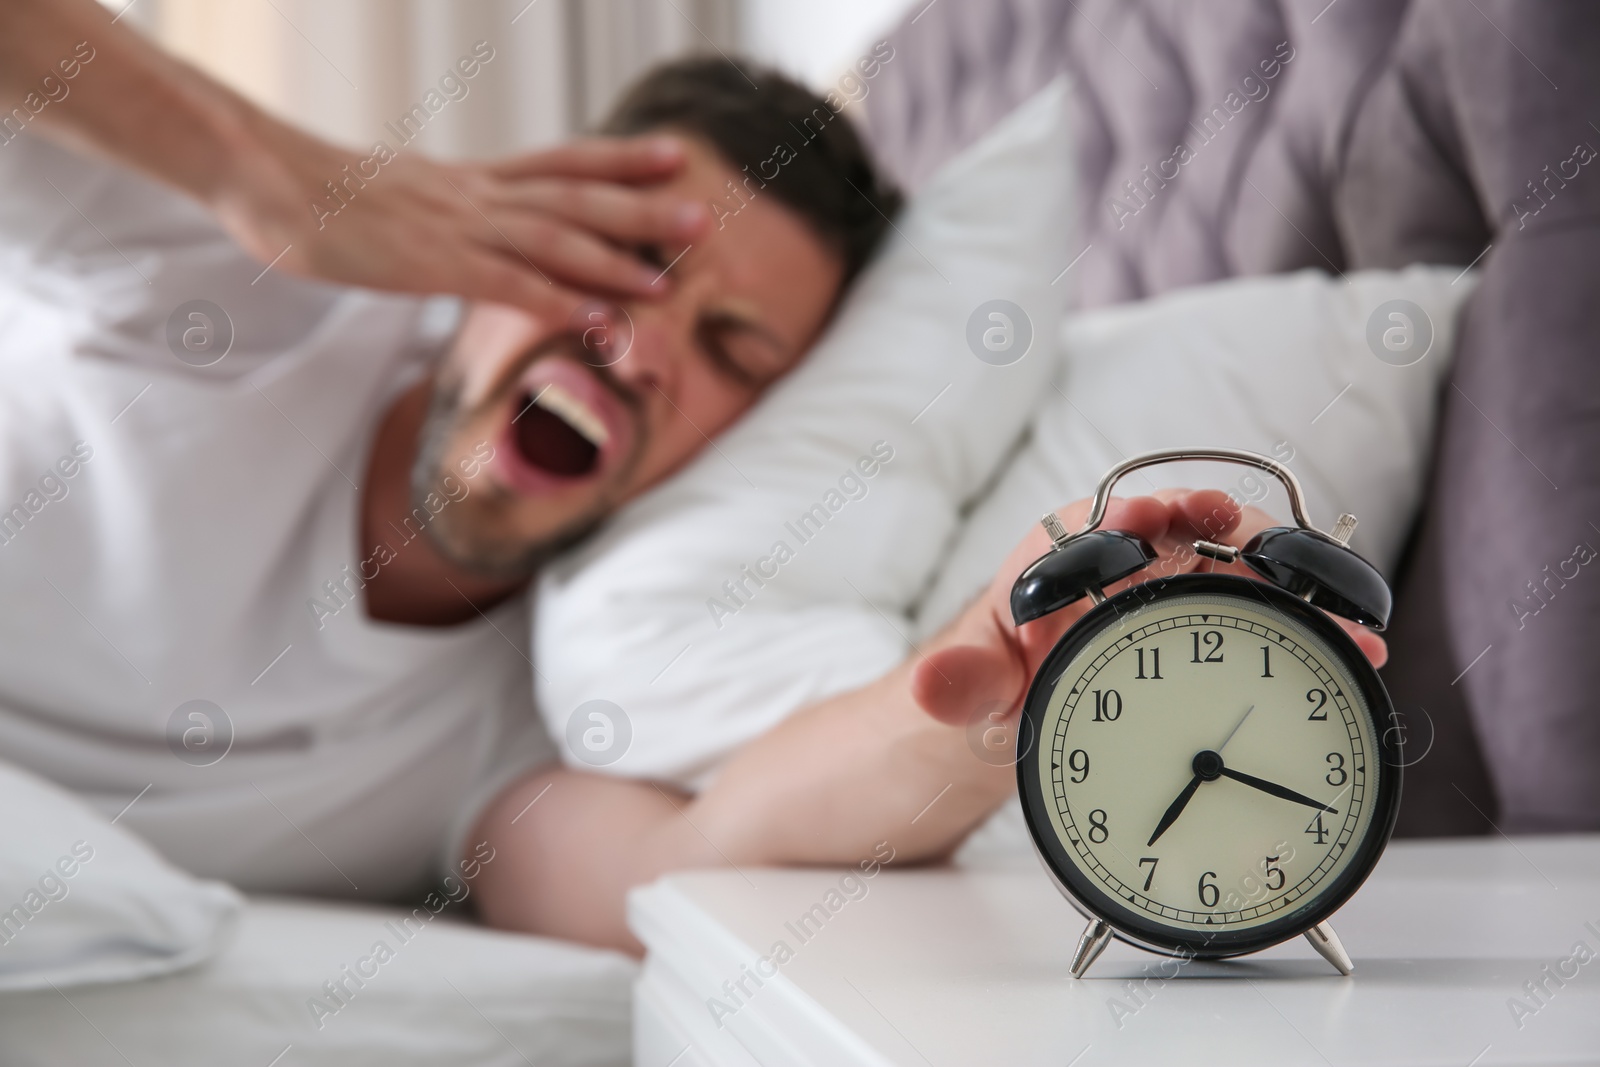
[0,0,706,317]
[472,490,1387,953]
[469,651,1009,954]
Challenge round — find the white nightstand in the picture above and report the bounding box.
[630,835,1600,1066]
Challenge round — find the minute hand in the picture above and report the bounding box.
[1220,768,1338,813]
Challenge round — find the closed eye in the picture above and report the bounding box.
[695,314,792,390]
[695,316,757,388]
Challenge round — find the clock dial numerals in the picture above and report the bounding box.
[1091,689,1122,722]
[1038,595,1378,935]
[1134,646,1163,679]
[1138,857,1158,890]
[1263,854,1285,891]
[1190,630,1224,663]
[1087,808,1109,843]
[1325,752,1348,786]
[1306,688,1329,720]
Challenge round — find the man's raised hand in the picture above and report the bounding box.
[216,127,709,321]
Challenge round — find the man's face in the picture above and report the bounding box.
[417,135,847,575]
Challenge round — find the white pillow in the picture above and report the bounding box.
[535,79,1076,786]
[917,266,1479,637]
[0,760,241,991]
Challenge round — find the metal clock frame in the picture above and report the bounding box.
[1014,448,1404,978]
[1017,575,1404,976]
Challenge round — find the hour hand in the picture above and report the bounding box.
[1147,774,1203,846]
[1220,768,1338,813]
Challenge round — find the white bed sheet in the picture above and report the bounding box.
[0,897,637,1067]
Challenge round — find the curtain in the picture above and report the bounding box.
[124,0,737,159]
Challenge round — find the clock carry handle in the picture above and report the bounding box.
[1010,447,1392,629]
[1066,447,1317,540]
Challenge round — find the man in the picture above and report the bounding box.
[0,57,901,899]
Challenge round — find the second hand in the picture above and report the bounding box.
[1216,704,1255,754]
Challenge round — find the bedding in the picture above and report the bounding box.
[918,265,1478,634]
[0,895,635,1067]
[0,758,240,991]
[535,79,1076,786]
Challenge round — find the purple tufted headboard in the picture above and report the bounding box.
[865,0,1600,836]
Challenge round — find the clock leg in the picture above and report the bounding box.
[1305,921,1354,976]
[1070,919,1113,978]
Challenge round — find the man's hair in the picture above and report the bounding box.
[601,57,904,285]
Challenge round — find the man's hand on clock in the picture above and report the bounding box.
[910,490,1388,729]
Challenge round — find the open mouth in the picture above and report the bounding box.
[513,382,609,478]
[492,354,636,498]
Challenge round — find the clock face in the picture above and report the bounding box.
[1018,574,1400,957]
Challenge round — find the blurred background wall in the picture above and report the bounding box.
[101,0,919,158]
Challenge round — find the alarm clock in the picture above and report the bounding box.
[1010,447,1402,978]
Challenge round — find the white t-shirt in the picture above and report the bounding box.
[0,138,552,901]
